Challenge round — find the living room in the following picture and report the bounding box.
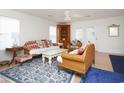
[0,9,124,84]
[1,0,124,92]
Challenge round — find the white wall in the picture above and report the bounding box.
[71,16,124,54]
[0,9,55,61]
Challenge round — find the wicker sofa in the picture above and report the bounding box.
[58,43,95,75]
[23,40,59,55]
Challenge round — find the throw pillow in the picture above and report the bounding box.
[27,41,38,49]
[76,42,89,55]
[76,48,84,55]
[42,40,49,48]
[48,40,53,46]
[69,41,90,55]
[36,40,44,48]
[69,49,78,54]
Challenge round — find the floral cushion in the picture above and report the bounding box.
[24,40,53,51]
[15,55,32,63]
[69,49,78,54]
[36,40,44,48]
[41,40,49,48]
[69,42,89,55]
[24,41,38,49]
[47,40,53,46]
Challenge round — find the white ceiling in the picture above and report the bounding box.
[15,9,124,23]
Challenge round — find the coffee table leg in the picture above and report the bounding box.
[48,57,52,64]
[42,56,45,63]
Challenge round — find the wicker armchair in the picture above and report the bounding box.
[67,40,82,52]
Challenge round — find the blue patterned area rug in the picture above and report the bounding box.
[80,67,124,83]
[0,58,73,83]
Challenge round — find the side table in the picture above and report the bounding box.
[6,46,23,65]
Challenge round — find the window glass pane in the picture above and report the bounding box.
[86,27,95,44]
[0,16,20,50]
[49,26,56,43]
[75,29,83,41]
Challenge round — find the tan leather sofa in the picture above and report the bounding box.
[58,43,95,75]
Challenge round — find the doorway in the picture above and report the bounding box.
[86,27,96,45]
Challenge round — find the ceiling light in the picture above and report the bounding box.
[64,11,71,21]
[64,16,71,21]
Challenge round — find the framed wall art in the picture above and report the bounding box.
[108,24,120,37]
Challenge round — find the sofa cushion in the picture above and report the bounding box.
[41,40,49,48]
[44,40,49,47]
[30,48,44,55]
[44,46,59,51]
[69,49,84,55]
[24,41,38,49]
[69,42,89,55]
[36,40,44,48]
[77,49,84,55]
[29,46,59,55]
[68,49,82,55]
[69,49,78,54]
[15,54,32,63]
[48,40,53,46]
[76,42,90,55]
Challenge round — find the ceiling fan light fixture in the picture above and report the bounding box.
[64,16,71,21]
[64,11,71,21]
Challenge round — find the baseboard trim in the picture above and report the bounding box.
[96,50,124,56]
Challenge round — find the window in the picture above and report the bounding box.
[75,29,83,41]
[86,27,96,44]
[0,16,20,50]
[49,26,56,43]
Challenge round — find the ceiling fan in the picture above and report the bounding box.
[64,11,81,21]
[64,11,71,21]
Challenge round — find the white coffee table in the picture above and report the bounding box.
[41,48,68,64]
